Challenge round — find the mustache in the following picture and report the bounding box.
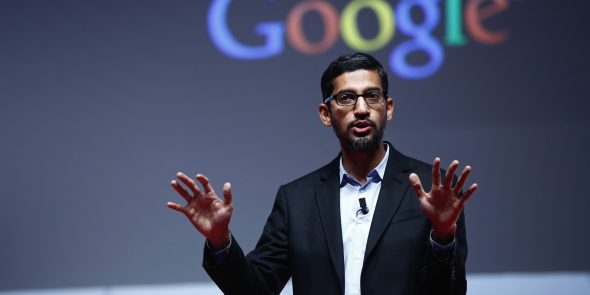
[347,119,377,130]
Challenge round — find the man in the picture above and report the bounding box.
[167,53,478,295]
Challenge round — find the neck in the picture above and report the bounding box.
[340,141,386,184]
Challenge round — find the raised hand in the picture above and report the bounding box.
[408,158,478,243]
[167,172,233,249]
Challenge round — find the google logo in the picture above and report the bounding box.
[207,0,509,79]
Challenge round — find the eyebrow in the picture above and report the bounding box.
[335,87,382,94]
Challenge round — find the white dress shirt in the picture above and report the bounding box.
[339,146,389,295]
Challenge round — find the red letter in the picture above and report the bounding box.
[286,1,339,55]
[465,0,509,44]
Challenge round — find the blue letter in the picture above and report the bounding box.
[208,0,285,60]
[390,0,444,79]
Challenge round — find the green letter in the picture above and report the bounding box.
[445,0,466,46]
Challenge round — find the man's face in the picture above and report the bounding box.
[319,69,394,151]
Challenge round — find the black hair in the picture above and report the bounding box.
[320,52,389,100]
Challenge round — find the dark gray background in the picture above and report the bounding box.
[1,0,589,291]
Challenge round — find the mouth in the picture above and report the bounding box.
[350,120,374,135]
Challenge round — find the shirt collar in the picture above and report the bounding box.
[339,144,390,188]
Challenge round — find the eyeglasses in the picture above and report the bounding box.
[323,89,386,106]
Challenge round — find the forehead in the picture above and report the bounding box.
[332,69,381,93]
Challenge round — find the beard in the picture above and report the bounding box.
[332,116,386,151]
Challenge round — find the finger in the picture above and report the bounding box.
[444,160,459,188]
[223,182,233,207]
[171,179,192,203]
[459,183,478,205]
[453,165,472,194]
[166,201,188,215]
[432,157,441,186]
[196,174,215,195]
[177,172,202,196]
[409,173,426,198]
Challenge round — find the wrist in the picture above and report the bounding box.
[208,231,231,250]
[432,224,456,244]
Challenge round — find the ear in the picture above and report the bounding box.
[318,103,332,127]
[386,96,394,121]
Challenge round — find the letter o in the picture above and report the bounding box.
[286,1,339,55]
[341,0,395,52]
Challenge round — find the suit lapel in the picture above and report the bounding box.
[364,144,413,260]
[313,145,414,288]
[314,158,345,290]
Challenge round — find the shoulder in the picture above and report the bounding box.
[386,143,432,176]
[279,157,338,193]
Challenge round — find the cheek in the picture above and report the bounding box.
[373,109,389,122]
[331,113,349,130]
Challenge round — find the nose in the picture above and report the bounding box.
[353,96,370,117]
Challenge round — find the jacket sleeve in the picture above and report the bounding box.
[203,186,291,295]
[420,210,468,295]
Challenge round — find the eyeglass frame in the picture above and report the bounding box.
[323,89,388,106]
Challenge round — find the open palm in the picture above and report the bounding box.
[409,158,478,243]
[167,172,233,248]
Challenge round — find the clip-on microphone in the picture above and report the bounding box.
[357,197,369,216]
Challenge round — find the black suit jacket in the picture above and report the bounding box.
[204,144,467,295]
